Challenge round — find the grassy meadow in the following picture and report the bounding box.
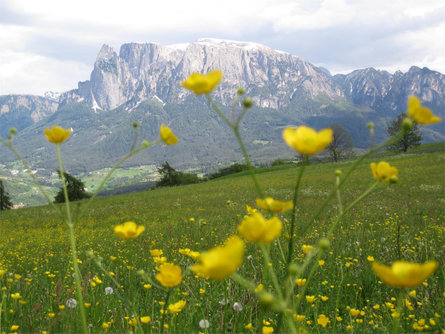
[0,149,444,333]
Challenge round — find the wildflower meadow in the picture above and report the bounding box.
[0,71,444,333]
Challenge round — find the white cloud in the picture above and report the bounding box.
[1,0,444,95]
[0,50,91,95]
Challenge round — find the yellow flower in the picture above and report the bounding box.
[192,235,244,280]
[155,263,182,287]
[102,322,110,329]
[295,278,306,287]
[168,300,186,314]
[372,260,438,288]
[44,126,71,144]
[370,162,398,183]
[140,316,151,324]
[10,293,21,299]
[160,124,178,145]
[11,325,19,331]
[283,126,333,156]
[150,249,163,257]
[408,96,441,125]
[262,326,274,334]
[349,308,360,317]
[238,212,282,245]
[245,323,253,329]
[128,317,138,326]
[302,245,314,254]
[318,260,325,266]
[317,314,331,327]
[367,256,375,262]
[256,197,293,213]
[181,70,223,94]
[114,221,145,239]
[306,295,316,303]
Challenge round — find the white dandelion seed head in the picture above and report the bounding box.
[105,287,114,295]
[199,319,210,329]
[219,298,229,306]
[66,298,78,308]
[233,302,243,312]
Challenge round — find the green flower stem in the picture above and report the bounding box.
[301,130,402,237]
[78,140,159,220]
[206,94,265,198]
[332,259,344,332]
[160,290,171,334]
[286,156,308,265]
[392,289,405,334]
[0,290,6,330]
[335,173,343,215]
[0,137,61,214]
[56,143,88,334]
[260,244,284,301]
[230,273,257,292]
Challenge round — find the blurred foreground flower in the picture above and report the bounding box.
[156,263,182,287]
[193,235,244,280]
[181,70,222,94]
[372,260,438,288]
[160,124,178,145]
[370,161,398,183]
[283,126,333,156]
[408,96,441,125]
[44,126,71,144]
[114,221,145,239]
[256,197,293,213]
[238,212,282,245]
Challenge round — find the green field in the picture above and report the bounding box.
[0,150,444,333]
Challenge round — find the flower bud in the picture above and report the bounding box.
[389,175,398,184]
[132,122,139,128]
[259,292,274,307]
[237,87,245,95]
[318,238,330,251]
[9,128,17,134]
[402,118,413,131]
[137,269,146,276]
[366,122,374,130]
[141,140,149,148]
[288,263,300,276]
[242,98,253,108]
[335,169,342,177]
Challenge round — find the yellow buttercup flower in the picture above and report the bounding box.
[317,314,331,327]
[370,162,398,183]
[155,263,182,287]
[283,126,333,156]
[372,260,438,288]
[238,212,282,245]
[192,235,244,280]
[256,197,293,213]
[181,70,222,94]
[408,96,441,125]
[160,124,178,145]
[168,300,186,314]
[44,126,71,144]
[114,221,145,239]
[140,316,151,324]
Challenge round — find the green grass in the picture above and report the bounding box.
[0,151,444,333]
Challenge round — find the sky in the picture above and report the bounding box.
[1,0,444,96]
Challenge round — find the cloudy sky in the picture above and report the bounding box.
[1,0,444,95]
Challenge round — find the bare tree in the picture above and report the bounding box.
[327,124,354,162]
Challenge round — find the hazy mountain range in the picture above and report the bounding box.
[1,38,444,174]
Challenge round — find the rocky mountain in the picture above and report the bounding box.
[59,38,344,111]
[1,38,444,174]
[0,95,58,138]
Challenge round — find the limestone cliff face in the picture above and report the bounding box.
[60,38,344,111]
[0,95,58,137]
[333,66,445,115]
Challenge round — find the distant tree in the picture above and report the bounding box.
[156,162,199,187]
[0,180,13,210]
[54,171,91,203]
[327,124,354,162]
[387,114,422,152]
